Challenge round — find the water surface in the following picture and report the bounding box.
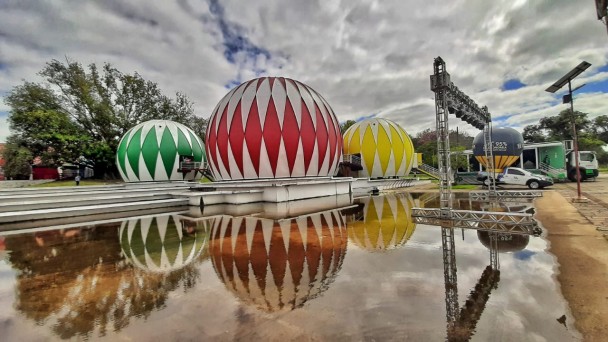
[0,192,579,341]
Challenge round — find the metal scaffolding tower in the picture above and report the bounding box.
[416,56,541,232]
[431,58,453,215]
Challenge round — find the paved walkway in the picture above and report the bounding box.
[553,174,608,234]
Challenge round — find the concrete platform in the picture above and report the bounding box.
[0,198,188,226]
[189,177,352,204]
[0,193,175,211]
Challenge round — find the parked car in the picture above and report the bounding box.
[477,167,553,189]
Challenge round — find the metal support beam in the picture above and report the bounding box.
[442,227,459,331]
[483,118,497,196]
[412,208,542,236]
[469,190,543,200]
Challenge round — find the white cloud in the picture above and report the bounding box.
[0,0,607,143]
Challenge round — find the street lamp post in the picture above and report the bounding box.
[545,61,591,201]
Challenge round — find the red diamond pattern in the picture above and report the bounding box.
[206,77,342,180]
[206,115,219,174]
[229,100,245,177]
[263,98,282,176]
[282,100,300,175]
[209,211,347,312]
[217,105,231,178]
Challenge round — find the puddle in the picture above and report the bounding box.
[0,192,580,340]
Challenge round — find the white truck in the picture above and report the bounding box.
[566,150,599,181]
[478,167,554,189]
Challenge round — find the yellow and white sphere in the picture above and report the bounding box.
[343,118,415,178]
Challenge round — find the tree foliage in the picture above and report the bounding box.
[412,128,474,167]
[340,120,357,134]
[522,110,608,166]
[2,136,33,179]
[522,110,607,149]
[3,59,206,178]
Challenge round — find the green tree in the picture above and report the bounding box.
[190,116,209,140]
[4,59,200,178]
[340,120,357,134]
[412,128,473,167]
[40,59,195,141]
[522,109,591,143]
[5,83,92,167]
[522,124,546,143]
[591,115,608,143]
[2,136,33,179]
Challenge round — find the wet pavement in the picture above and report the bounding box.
[0,192,581,341]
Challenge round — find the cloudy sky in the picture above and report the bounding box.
[1,0,607,143]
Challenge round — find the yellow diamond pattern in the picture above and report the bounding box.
[342,118,414,178]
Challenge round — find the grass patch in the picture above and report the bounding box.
[30,179,122,187]
[452,184,479,190]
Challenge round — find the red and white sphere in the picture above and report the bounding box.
[205,77,343,180]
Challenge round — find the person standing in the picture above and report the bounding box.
[75,175,81,186]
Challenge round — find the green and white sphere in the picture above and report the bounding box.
[116,120,206,182]
[119,214,210,273]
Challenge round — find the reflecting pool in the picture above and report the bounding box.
[0,192,580,341]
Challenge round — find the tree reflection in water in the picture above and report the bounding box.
[3,214,211,339]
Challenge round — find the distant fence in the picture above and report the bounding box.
[32,167,59,180]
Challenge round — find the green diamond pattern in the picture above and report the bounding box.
[141,128,159,179]
[163,217,180,265]
[130,220,145,263]
[177,129,192,157]
[117,130,131,177]
[146,218,164,267]
[160,127,177,179]
[189,130,204,162]
[126,127,143,179]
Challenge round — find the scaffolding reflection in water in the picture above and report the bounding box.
[418,201,537,341]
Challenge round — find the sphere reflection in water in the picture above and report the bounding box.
[477,231,530,253]
[120,215,211,273]
[209,210,347,312]
[347,193,417,251]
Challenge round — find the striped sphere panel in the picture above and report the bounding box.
[116,120,205,182]
[119,214,210,273]
[472,127,523,172]
[343,118,415,178]
[205,77,343,180]
[347,193,416,251]
[209,210,347,312]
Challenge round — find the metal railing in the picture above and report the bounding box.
[538,162,566,181]
[417,163,441,179]
[179,161,207,171]
[343,154,362,166]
